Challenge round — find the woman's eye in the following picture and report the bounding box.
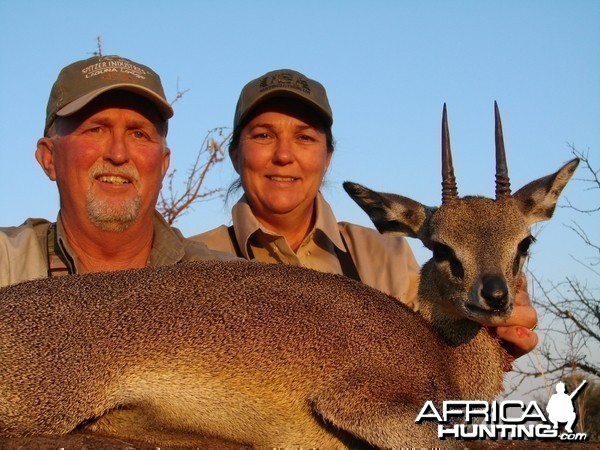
[298,134,313,141]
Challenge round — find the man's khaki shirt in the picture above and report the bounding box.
[0,210,233,288]
[192,193,421,310]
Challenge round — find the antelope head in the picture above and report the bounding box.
[344,103,579,326]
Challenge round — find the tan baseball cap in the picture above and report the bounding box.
[233,69,333,129]
[44,55,174,136]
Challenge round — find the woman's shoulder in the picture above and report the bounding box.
[338,221,412,251]
[337,221,420,309]
[189,225,237,255]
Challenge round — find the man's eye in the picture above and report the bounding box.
[132,131,147,139]
[86,127,102,134]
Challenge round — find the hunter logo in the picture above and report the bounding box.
[547,380,587,433]
[258,73,311,94]
[81,57,148,80]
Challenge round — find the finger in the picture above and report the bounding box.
[514,290,532,308]
[504,304,538,329]
[514,290,532,307]
[495,325,539,359]
[485,303,538,328]
[514,274,532,307]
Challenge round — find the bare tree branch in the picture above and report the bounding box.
[170,78,190,107]
[89,36,103,57]
[158,127,230,225]
[96,36,103,57]
[507,145,599,438]
[561,144,600,214]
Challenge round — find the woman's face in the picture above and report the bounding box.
[232,99,332,222]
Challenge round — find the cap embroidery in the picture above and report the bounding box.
[81,59,148,80]
[258,73,311,94]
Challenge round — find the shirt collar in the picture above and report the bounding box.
[54,210,185,273]
[54,215,78,273]
[148,211,186,265]
[313,192,345,251]
[231,192,345,258]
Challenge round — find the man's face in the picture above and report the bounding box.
[37,91,170,232]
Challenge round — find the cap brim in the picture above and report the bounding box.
[57,84,174,120]
[238,88,333,128]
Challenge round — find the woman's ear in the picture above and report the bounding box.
[229,146,241,174]
[35,137,57,181]
[325,150,333,173]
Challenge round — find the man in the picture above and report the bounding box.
[0,55,232,287]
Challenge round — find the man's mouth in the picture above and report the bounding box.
[96,175,132,185]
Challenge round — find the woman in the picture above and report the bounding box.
[192,68,537,357]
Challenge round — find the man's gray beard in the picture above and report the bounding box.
[86,193,141,232]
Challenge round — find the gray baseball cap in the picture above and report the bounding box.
[44,55,173,135]
[233,69,333,129]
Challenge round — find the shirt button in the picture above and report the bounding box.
[305,250,311,256]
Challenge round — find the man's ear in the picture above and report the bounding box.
[35,137,57,181]
[162,146,171,178]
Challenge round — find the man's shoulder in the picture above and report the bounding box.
[0,218,51,287]
[1,218,52,234]
[0,218,52,245]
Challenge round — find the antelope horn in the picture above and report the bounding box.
[494,101,511,198]
[441,103,458,204]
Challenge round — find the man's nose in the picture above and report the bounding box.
[104,133,130,164]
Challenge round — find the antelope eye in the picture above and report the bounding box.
[513,235,536,275]
[432,242,464,279]
[518,236,535,256]
[432,243,452,262]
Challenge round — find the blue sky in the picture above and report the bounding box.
[0,3,597,295]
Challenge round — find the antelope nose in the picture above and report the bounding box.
[481,275,509,311]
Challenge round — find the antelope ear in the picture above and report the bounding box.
[513,158,579,226]
[343,182,430,238]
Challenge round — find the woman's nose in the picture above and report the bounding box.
[272,137,294,164]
